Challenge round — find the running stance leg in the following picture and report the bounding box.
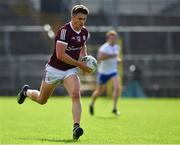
[111,76,121,115]
[17,81,56,105]
[63,74,83,140]
[89,84,106,115]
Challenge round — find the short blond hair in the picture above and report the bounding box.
[71,5,89,16]
[106,30,118,37]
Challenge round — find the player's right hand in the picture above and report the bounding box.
[78,61,92,73]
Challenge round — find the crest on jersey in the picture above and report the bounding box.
[77,36,81,42]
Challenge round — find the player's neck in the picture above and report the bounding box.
[108,41,115,46]
[71,21,81,32]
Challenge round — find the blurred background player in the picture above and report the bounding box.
[17,5,91,140]
[89,30,122,116]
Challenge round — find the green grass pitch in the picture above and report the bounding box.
[0,97,180,144]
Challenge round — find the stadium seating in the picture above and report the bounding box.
[10,32,52,54]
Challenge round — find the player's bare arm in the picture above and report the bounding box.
[80,44,88,57]
[56,42,91,73]
[98,52,117,61]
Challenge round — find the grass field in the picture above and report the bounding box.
[0,97,180,144]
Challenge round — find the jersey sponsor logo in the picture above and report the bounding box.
[66,46,81,51]
[60,29,66,40]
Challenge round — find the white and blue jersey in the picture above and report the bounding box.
[97,42,120,84]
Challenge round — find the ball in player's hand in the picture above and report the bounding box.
[81,55,97,73]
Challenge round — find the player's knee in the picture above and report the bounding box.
[96,90,102,96]
[114,86,120,95]
[71,91,80,101]
[97,88,104,96]
[38,99,47,105]
[38,96,48,105]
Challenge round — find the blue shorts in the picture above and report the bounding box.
[97,72,118,85]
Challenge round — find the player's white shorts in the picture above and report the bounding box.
[43,64,78,84]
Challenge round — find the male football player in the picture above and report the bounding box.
[89,30,122,116]
[17,5,91,140]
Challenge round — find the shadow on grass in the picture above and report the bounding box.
[36,138,74,143]
[96,116,118,120]
[19,137,75,143]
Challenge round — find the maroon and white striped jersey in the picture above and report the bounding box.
[48,22,89,70]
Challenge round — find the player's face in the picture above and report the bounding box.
[72,13,87,31]
[108,34,117,45]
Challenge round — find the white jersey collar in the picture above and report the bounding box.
[107,42,116,47]
[70,21,81,34]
